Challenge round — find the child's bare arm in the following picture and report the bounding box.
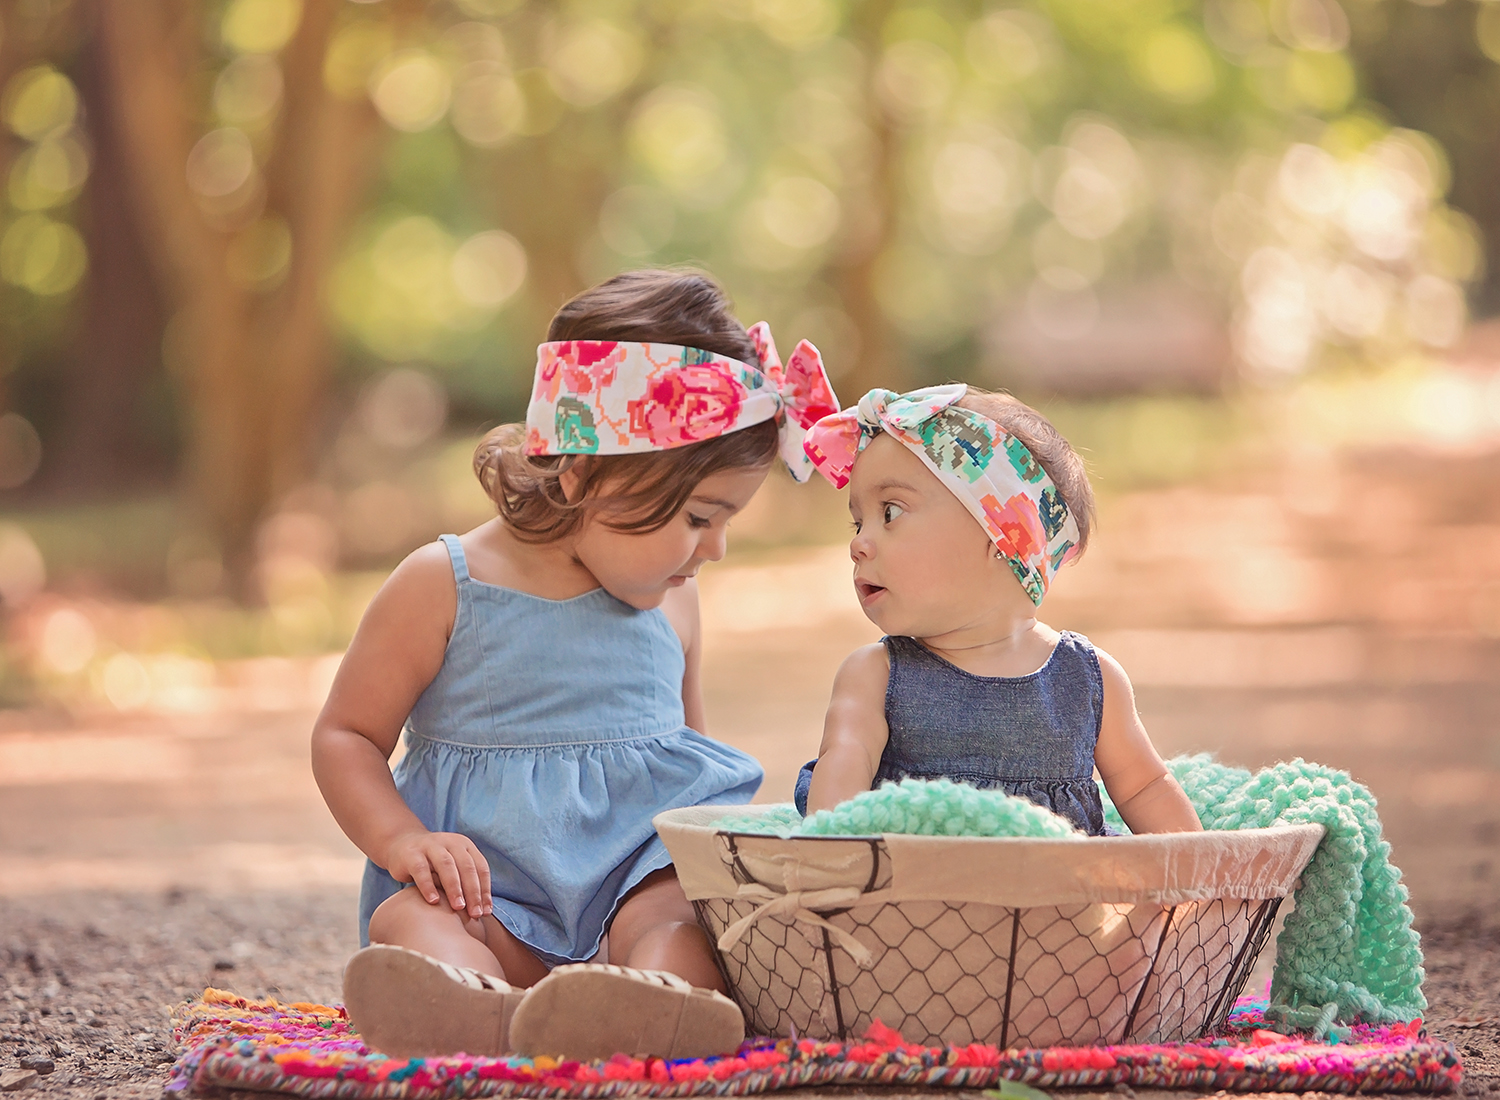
[1092,647,1202,834]
[311,542,492,920]
[804,644,890,814]
[661,579,706,734]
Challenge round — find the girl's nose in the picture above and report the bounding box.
[850,531,873,562]
[699,524,728,562]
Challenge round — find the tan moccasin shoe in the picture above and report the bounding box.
[509,963,745,1061]
[343,944,526,1058]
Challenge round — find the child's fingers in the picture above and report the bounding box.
[470,845,492,914]
[431,848,467,912]
[455,850,485,920]
[409,858,443,906]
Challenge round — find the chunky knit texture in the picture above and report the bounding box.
[713,755,1424,1034]
[716,778,1079,839]
[1101,754,1426,1035]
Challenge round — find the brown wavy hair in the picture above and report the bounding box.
[475,270,780,543]
[957,388,1095,556]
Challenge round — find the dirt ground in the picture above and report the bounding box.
[2,442,1498,1098]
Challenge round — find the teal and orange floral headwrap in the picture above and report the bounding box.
[803,384,1081,604]
[524,322,838,482]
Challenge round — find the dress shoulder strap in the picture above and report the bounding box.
[438,533,471,584]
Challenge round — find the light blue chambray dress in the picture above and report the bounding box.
[358,534,763,965]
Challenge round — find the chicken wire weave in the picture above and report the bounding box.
[694,832,1282,1050]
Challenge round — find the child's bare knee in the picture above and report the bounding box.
[368,886,435,943]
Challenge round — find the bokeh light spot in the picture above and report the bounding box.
[1278,143,1344,218]
[186,128,256,198]
[222,0,303,55]
[0,413,43,488]
[1050,153,1128,240]
[1404,274,1465,348]
[7,132,89,211]
[753,0,839,49]
[0,213,87,296]
[966,12,1044,83]
[451,230,526,309]
[214,54,284,127]
[1237,246,1317,374]
[546,19,643,107]
[1321,263,1390,339]
[2,65,78,140]
[102,653,152,711]
[877,40,957,118]
[371,50,453,133]
[1424,208,1484,283]
[0,525,45,608]
[357,370,448,450]
[1286,49,1354,113]
[1132,24,1217,105]
[40,609,96,676]
[451,61,524,146]
[1479,4,1500,64]
[629,86,729,193]
[1281,0,1350,52]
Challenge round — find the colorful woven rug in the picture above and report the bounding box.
[166,988,1462,1097]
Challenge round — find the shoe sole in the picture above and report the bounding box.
[509,965,745,1061]
[343,945,524,1059]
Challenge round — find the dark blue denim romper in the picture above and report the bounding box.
[794,632,1107,835]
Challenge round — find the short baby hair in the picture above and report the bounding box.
[958,388,1095,556]
[475,269,780,543]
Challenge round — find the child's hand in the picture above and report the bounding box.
[385,830,493,920]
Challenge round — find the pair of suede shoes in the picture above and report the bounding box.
[343,945,747,1062]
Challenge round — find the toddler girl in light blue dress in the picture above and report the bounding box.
[312,270,837,1062]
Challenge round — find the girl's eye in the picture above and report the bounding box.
[687,513,712,529]
[883,503,905,524]
[851,519,863,534]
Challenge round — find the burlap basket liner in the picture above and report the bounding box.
[655,806,1324,1051]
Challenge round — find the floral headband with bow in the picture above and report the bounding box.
[524,322,838,483]
[803,384,1081,605]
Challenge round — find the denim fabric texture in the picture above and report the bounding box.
[795,632,1106,836]
[359,534,763,964]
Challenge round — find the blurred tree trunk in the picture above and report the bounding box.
[94,0,384,587]
[44,23,171,494]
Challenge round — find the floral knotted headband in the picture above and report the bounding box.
[524,322,839,483]
[803,384,1081,604]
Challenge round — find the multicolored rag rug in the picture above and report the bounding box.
[165,988,1462,1097]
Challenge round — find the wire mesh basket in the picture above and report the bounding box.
[655,806,1324,1050]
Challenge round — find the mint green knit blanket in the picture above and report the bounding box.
[714,755,1425,1035]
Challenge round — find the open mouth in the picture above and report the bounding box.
[855,580,886,602]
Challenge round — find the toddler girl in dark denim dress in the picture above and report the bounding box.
[793,384,1201,837]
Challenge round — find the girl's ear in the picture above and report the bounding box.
[557,457,590,504]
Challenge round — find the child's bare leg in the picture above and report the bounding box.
[607,867,724,992]
[368,885,550,987]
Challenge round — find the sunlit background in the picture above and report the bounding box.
[0,0,1498,916]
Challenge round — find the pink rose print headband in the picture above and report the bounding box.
[524,322,839,483]
[803,384,1081,605]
